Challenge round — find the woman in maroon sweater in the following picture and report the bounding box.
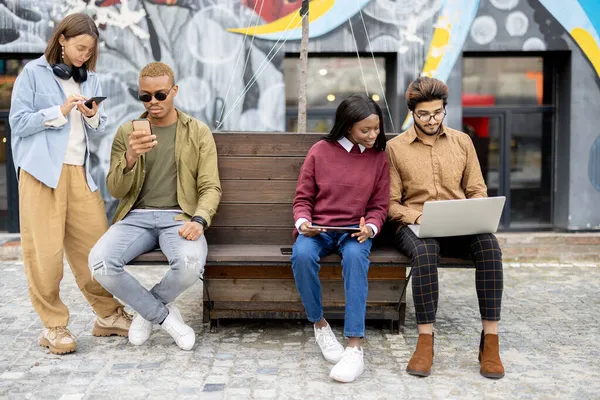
[291,94,390,383]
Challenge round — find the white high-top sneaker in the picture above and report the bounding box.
[314,323,344,363]
[329,346,365,383]
[128,314,153,346]
[160,304,195,351]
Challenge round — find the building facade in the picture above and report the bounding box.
[1,0,599,232]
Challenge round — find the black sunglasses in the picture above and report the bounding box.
[138,85,175,102]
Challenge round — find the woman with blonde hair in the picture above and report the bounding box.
[9,12,131,355]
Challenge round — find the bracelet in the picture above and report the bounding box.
[191,216,208,230]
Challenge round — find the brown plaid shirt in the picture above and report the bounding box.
[386,125,487,225]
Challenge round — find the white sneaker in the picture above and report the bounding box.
[329,346,364,383]
[160,304,195,351]
[128,314,153,346]
[314,323,344,363]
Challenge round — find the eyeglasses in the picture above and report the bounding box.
[414,110,446,123]
[138,85,175,102]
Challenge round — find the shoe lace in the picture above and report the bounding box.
[340,347,361,364]
[50,326,74,340]
[320,328,338,349]
[114,307,133,323]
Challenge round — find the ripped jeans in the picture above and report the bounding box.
[88,211,207,324]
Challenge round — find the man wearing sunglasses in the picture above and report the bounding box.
[386,77,504,379]
[89,62,221,351]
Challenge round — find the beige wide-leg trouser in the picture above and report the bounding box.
[19,166,121,328]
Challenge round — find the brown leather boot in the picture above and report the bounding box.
[406,333,434,377]
[479,331,505,379]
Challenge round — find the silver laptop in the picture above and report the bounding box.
[408,197,506,238]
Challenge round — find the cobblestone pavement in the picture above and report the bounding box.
[0,261,599,400]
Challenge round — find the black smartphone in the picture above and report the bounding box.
[280,247,293,255]
[84,96,107,108]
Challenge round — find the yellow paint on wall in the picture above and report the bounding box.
[403,19,452,128]
[571,27,600,77]
[422,26,450,77]
[228,0,335,36]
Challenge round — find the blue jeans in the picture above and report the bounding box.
[88,211,207,324]
[291,231,372,337]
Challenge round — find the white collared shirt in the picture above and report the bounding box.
[337,136,366,153]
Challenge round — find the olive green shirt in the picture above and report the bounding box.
[133,122,178,210]
[107,109,222,225]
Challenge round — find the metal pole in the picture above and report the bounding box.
[297,0,309,133]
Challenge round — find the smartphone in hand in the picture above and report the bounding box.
[84,96,106,108]
[132,118,152,134]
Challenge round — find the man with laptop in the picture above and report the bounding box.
[386,77,505,379]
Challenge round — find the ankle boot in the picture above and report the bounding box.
[479,330,505,379]
[406,333,434,377]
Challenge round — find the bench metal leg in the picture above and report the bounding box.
[209,318,219,333]
[397,302,406,333]
[397,267,413,313]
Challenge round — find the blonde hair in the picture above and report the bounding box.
[45,13,100,71]
[139,62,175,84]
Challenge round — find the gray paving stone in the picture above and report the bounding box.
[1,262,600,398]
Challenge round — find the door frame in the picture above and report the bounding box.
[463,105,556,230]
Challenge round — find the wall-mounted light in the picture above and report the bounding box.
[327,94,336,102]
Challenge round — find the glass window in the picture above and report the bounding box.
[463,57,544,106]
[1,58,35,232]
[462,55,554,230]
[0,59,29,111]
[0,119,8,231]
[284,56,387,132]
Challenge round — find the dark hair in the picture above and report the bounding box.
[45,13,100,71]
[323,94,387,151]
[405,76,449,111]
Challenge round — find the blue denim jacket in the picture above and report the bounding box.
[9,56,107,190]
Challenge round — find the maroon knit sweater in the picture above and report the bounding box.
[293,140,390,237]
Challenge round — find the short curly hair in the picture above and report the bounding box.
[139,62,175,84]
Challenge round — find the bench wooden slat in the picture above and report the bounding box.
[130,245,472,267]
[206,227,294,245]
[218,156,304,180]
[216,133,321,156]
[220,180,296,204]
[204,265,405,280]
[206,279,403,302]
[211,204,292,227]
[205,226,401,246]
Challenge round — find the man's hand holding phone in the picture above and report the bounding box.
[125,120,157,171]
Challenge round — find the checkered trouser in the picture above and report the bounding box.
[395,226,503,325]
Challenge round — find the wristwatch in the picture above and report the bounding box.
[191,216,208,230]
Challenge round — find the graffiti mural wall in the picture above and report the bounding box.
[1,0,600,222]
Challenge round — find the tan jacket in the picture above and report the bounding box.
[107,109,221,225]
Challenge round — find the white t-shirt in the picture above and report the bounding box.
[44,77,99,165]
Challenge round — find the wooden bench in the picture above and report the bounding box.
[130,132,472,332]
